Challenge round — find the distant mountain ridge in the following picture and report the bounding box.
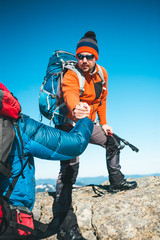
[36,173,160,192]
[36,184,55,193]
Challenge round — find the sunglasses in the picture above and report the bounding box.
[77,53,95,60]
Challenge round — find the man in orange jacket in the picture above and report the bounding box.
[54,31,137,240]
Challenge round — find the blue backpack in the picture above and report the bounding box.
[39,50,105,125]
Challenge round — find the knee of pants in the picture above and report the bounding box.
[61,162,79,184]
[106,136,120,155]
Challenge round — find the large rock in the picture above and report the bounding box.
[32,176,160,239]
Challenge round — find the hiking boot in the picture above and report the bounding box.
[108,179,137,193]
[57,225,87,240]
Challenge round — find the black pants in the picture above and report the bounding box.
[53,124,124,230]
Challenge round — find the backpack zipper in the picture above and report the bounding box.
[16,209,22,223]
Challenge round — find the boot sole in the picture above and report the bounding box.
[108,184,137,194]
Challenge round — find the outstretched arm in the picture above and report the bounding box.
[20,115,93,160]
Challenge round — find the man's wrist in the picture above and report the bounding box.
[72,108,76,118]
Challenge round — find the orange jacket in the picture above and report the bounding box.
[62,64,108,125]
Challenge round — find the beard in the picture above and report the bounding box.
[80,64,96,73]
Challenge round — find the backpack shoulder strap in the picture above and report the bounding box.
[64,65,105,96]
[64,65,85,96]
[97,65,105,85]
[4,157,29,201]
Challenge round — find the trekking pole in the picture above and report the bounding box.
[112,133,139,153]
[107,131,139,161]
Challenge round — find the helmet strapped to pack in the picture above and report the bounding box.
[39,50,105,125]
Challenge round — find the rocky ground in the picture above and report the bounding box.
[32,176,160,240]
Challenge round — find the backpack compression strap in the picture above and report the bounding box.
[9,219,48,234]
[8,221,37,236]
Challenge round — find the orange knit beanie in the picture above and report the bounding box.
[76,31,99,60]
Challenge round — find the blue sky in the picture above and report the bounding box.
[1,0,160,179]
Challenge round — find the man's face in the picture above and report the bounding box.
[77,52,96,73]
